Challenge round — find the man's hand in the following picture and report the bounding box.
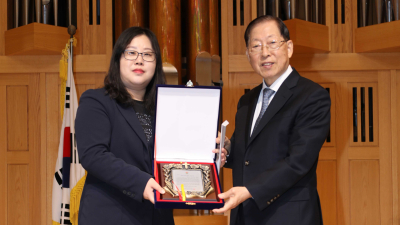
[212,132,231,168]
[143,178,165,204]
[212,187,252,213]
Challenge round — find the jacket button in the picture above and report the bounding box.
[245,161,250,166]
[127,192,131,195]
[123,190,127,194]
[267,201,270,205]
[131,193,135,197]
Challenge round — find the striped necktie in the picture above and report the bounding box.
[253,88,275,132]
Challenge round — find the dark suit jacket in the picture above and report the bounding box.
[225,68,330,225]
[75,88,174,225]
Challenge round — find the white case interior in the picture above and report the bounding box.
[155,87,221,163]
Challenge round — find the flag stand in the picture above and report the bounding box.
[52,24,86,225]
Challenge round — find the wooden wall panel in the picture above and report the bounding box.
[105,0,113,64]
[81,0,107,54]
[0,74,42,225]
[347,83,379,147]
[377,71,393,225]
[7,152,30,164]
[0,55,108,74]
[344,0,353,52]
[174,215,227,224]
[319,147,337,160]
[8,165,29,225]
[28,74,42,225]
[331,0,353,53]
[222,167,232,193]
[336,79,351,225]
[7,86,28,151]
[99,0,107,54]
[243,0,252,42]
[319,82,336,161]
[396,70,400,224]
[74,72,105,97]
[350,160,380,225]
[317,160,337,225]
[45,73,60,225]
[325,0,332,38]
[81,0,92,54]
[0,0,6,56]
[76,84,96,99]
[0,86,6,224]
[320,83,336,149]
[114,0,123,41]
[39,73,46,225]
[227,0,251,55]
[227,0,236,55]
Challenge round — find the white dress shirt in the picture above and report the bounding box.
[250,65,293,136]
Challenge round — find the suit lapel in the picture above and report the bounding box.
[245,85,263,146]
[247,70,300,148]
[116,102,148,149]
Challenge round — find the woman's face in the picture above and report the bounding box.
[120,35,156,96]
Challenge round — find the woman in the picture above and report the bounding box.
[75,27,174,225]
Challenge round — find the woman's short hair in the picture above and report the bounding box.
[244,15,290,47]
[104,26,165,114]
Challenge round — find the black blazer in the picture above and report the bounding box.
[225,69,331,225]
[75,88,174,225]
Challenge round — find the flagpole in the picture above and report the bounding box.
[68,25,76,69]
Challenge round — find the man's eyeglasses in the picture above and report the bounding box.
[248,40,287,54]
[123,50,156,62]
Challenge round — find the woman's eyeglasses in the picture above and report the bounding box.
[123,50,156,62]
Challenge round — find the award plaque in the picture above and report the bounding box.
[162,163,215,200]
[153,84,224,209]
[157,162,219,202]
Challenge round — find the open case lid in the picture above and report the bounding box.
[154,85,221,163]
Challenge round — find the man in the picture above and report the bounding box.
[212,15,331,225]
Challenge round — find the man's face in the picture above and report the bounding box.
[246,20,293,86]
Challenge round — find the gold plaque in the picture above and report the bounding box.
[162,162,214,199]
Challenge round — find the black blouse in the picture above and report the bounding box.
[132,100,153,142]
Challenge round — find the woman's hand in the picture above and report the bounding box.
[143,178,165,204]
